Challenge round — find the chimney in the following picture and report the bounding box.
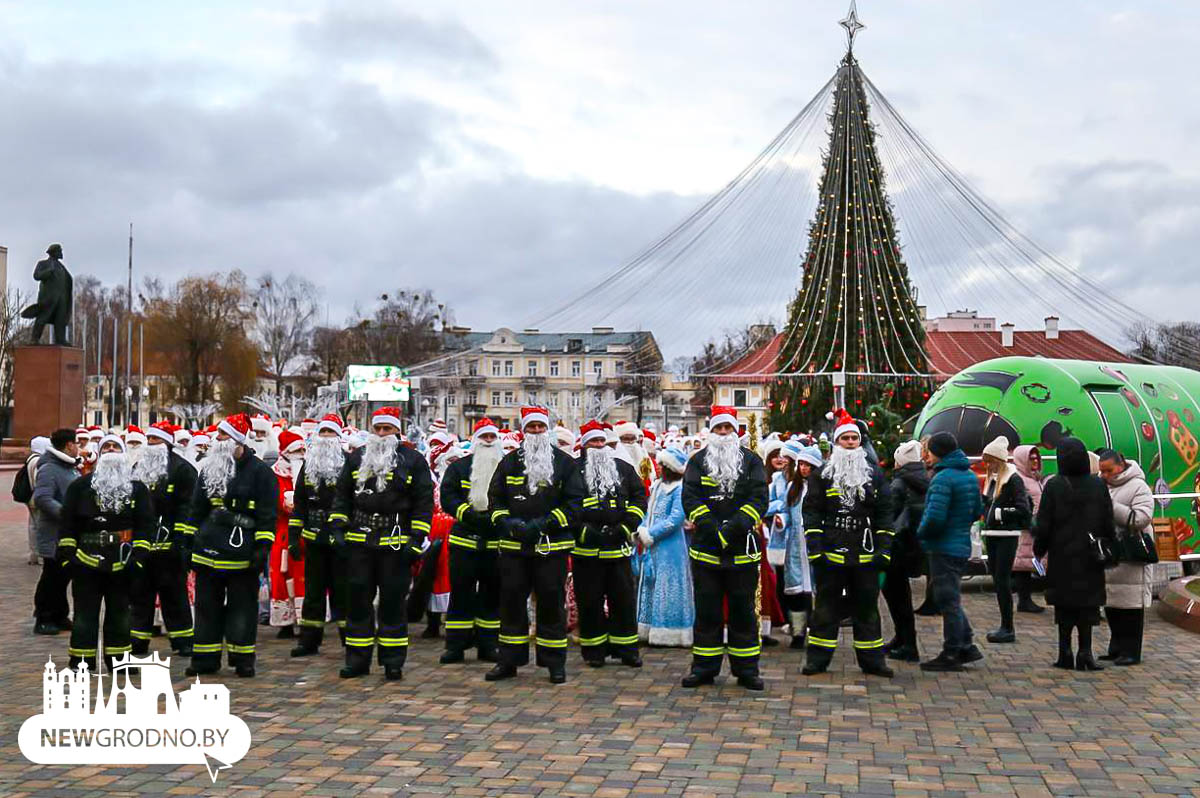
[1001,323,1015,348]
[1044,316,1059,340]
[592,326,614,335]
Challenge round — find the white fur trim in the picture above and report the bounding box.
[613,421,640,439]
[217,419,247,444]
[98,433,126,452]
[146,427,173,444]
[709,412,736,429]
[473,423,499,440]
[316,418,342,435]
[520,410,549,430]
[125,431,147,446]
[250,416,271,433]
[833,422,859,441]
[579,427,607,445]
[372,412,402,429]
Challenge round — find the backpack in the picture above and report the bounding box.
[11,457,34,504]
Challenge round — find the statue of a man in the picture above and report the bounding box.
[21,243,73,345]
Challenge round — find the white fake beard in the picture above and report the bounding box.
[249,437,268,457]
[200,439,238,498]
[824,445,872,506]
[616,441,647,469]
[133,443,169,487]
[584,445,621,498]
[306,436,345,487]
[279,455,303,479]
[359,434,398,491]
[469,440,503,510]
[704,432,743,494]
[522,432,554,495]
[93,451,134,512]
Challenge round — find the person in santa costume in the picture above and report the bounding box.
[328,407,434,680]
[613,421,655,493]
[128,421,197,656]
[268,429,306,638]
[416,442,462,639]
[571,420,647,668]
[485,406,585,684]
[679,406,769,691]
[289,414,350,657]
[554,424,577,455]
[801,409,895,678]
[437,418,505,663]
[183,413,278,678]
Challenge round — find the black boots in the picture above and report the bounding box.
[681,671,716,688]
[339,665,369,679]
[548,666,566,684]
[385,666,404,681]
[485,663,517,681]
[1075,652,1103,671]
[440,650,465,664]
[736,674,765,691]
[986,628,1016,644]
[290,645,318,657]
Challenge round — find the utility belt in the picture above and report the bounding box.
[198,508,257,555]
[574,523,632,558]
[150,517,176,552]
[822,514,878,566]
[80,529,132,549]
[448,531,499,552]
[347,511,408,549]
[300,509,332,543]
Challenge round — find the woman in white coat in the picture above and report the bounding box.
[1097,449,1155,666]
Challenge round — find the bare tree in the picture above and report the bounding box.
[0,287,29,434]
[345,289,450,368]
[308,325,355,385]
[252,273,319,394]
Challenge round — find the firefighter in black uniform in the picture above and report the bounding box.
[485,406,584,684]
[329,407,433,680]
[57,433,154,671]
[129,421,197,656]
[572,420,647,668]
[288,414,351,657]
[438,417,504,664]
[183,413,278,678]
[802,409,895,677]
[680,406,769,691]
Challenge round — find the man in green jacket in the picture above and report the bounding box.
[916,432,984,672]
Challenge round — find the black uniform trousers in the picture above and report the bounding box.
[129,550,193,654]
[344,545,410,670]
[690,562,760,677]
[297,543,348,650]
[444,545,500,655]
[497,551,568,669]
[1105,606,1145,662]
[68,566,132,668]
[573,556,638,662]
[805,564,886,670]
[192,565,259,670]
[881,556,917,652]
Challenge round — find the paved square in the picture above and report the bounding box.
[3,488,1200,797]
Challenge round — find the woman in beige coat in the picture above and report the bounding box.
[1097,449,1155,666]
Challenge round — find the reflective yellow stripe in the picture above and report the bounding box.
[411,520,431,533]
[247,500,256,510]
[824,551,846,564]
[582,497,600,507]
[499,634,529,645]
[878,529,894,536]
[298,618,324,627]
[700,476,717,487]
[544,540,574,551]
[344,532,367,543]
[732,553,761,565]
[449,534,479,548]
[535,637,568,649]
[255,531,274,541]
[192,643,223,653]
[474,618,500,629]
[572,547,600,557]
[688,548,720,565]
[498,540,523,551]
[598,549,629,559]
[506,475,525,484]
[717,529,728,548]
[692,645,724,656]
[579,634,609,646]
[191,554,251,570]
[727,645,761,657]
[345,636,375,647]
[105,644,132,654]
[328,513,349,522]
[130,629,153,640]
[609,634,638,645]
[859,553,875,564]
[808,552,822,561]
[210,497,225,506]
[455,503,470,522]
[460,480,471,489]
[490,509,510,522]
[226,643,255,654]
[551,508,568,527]
[376,636,409,647]
[301,530,318,541]
[167,627,194,638]
[75,550,100,567]
[444,620,475,630]
[59,537,77,547]
[739,505,761,523]
[68,647,98,656]
[808,636,838,648]
[687,505,710,521]
[627,505,645,520]
[804,528,823,536]
[853,638,884,650]
[133,539,152,550]
[288,518,303,527]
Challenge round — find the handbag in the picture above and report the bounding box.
[1116,509,1158,564]
[969,521,984,562]
[1087,531,1117,567]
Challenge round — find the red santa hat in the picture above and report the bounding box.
[709,405,737,430]
[829,408,859,442]
[174,427,192,445]
[250,413,271,434]
[147,421,176,445]
[299,417,318,434]
[472,417,499,440]
[501,431,522,449]
[217,412,252,444]
[612,420,641,440]
[555,425,577,448]
[428,417,448,434]
[191,431,211,445]
[124,425,147,446]
[642,429,657,443]
[87,426,104,441]
[75,425,89,439]
[97,433,126,453]
[316,413,344,436]
[519,405,549,430]
[579,419,611,446]
[277,428,305,455]
[371,406,402,430]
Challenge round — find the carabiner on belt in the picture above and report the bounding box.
[155,516,171,544]
[862,527,875,553]
[746,532,760,557]
[119,541,133,565]
[535,532,552,556]
[390,522,403,551]
[229,525,244,548]
[620,541,634,558]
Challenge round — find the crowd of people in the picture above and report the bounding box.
[19,401,1157,689]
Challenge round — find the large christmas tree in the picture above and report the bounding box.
[770,8,931,436]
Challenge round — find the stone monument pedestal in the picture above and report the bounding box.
[11,345,84,442]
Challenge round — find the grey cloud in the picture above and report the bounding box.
[295,4,497,73]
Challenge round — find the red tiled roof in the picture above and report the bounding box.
[926,329,1133,378]
[712,333,784,384]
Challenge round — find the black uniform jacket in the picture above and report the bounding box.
[681,447,769,569]
[487,446,584,556]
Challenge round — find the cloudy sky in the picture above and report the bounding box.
[2,1,1197,356]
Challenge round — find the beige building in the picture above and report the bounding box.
[412,326,663,435]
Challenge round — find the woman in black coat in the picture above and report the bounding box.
[1032,437,1115,671]
[882,440,929,662]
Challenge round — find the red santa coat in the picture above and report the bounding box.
[269,466,304,624]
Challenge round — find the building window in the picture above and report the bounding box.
[448,392,457,407]
[504,360,514,377]
[527,360,537,377]
[491,360,501,377]
[468,360,478,377]
[447,418,457,434]
[491,391,501,406]
[734,389,748,406]
[548,393,559,408]
[503,391,515,406]
[570,392,581,408]
[550,360,559,377]
[593,360,603,377]
[467,390,478,405]
[571,361,581,378]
